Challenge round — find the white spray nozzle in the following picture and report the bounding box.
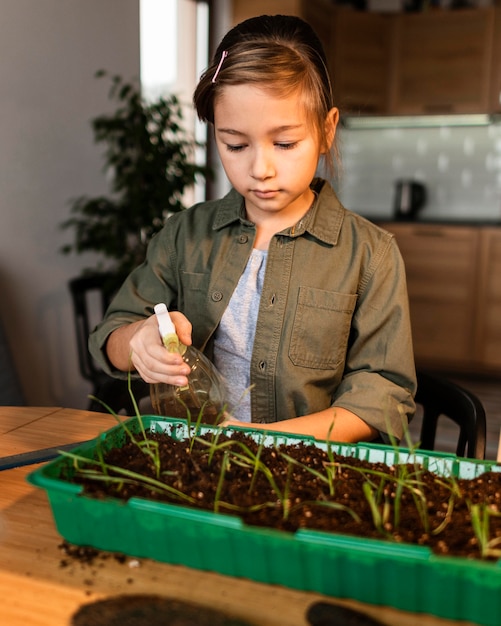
[154,303,177,341]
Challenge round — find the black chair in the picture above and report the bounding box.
[413,370,487,460]
[0,317,25,405]
[69,273,149,414]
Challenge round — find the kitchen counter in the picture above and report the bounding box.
[357,214,501,227]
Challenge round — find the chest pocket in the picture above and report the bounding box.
[289,287,357,369]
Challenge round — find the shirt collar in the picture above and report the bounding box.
[304,178,344,246]
[212,188,249,230]
[212,179,344,246]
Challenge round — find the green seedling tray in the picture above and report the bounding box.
[28,416,501,626]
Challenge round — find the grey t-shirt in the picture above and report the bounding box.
[213,248,268,422]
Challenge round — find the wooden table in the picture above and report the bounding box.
[0,406,480,626]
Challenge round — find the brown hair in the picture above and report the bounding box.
[193,15,338,173]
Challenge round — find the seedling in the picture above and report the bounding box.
[468,501,501,559]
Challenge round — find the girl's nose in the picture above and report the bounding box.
[250,148,274,180]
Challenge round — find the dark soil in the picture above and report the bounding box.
[71,594,253,626]
[71,427,501,562]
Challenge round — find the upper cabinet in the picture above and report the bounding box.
[475,228,501,371]
[230,2,501,116]
[331,6,501,116]
[491,7,501,112]
[330,9,394,114]
[391,9,496,114]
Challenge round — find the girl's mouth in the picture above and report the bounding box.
[252,189,279,199]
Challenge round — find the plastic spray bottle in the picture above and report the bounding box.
[150,303,228,425]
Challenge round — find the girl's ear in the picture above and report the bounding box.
[323,107,339,152]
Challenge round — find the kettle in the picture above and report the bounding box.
[393,180,427,220]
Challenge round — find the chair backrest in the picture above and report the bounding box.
[68,273,151,415]
[414,370,486,460]
[0,318,25,405]
[68,272,117,385]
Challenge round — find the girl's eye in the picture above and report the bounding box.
[224,141,298,153]
[225,144,246,153]
[276,142,298,150]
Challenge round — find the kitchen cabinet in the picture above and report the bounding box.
[333,7,500,116]
[491,7,501,112]
[476,228,501,370]
[382,222,501,375]
[391,8,497,114]
[330,9,394,114]
[383,223,480,370]
[341,7,501,115]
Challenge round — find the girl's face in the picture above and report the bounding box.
[214,84,337,223]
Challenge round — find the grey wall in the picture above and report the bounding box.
[0,0,140,408]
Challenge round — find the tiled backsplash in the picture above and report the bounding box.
[334,123,501,222]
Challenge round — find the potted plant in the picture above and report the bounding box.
[60,70,211,289]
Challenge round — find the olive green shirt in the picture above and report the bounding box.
[89,179,416,442]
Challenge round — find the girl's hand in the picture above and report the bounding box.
[128,312,193,385]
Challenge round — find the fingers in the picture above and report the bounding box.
[129,314,191,385]
[169,311,193,346]
[131,347,189,386]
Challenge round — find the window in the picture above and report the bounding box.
[140,0,209,203]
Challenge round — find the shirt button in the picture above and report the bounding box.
[211,291,223,302]
[238,234,249,244]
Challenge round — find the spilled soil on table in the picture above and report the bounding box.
[71,427,501,561]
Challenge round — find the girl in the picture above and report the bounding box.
[89,14,416,444]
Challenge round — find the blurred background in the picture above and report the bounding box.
[1,0,501,459]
